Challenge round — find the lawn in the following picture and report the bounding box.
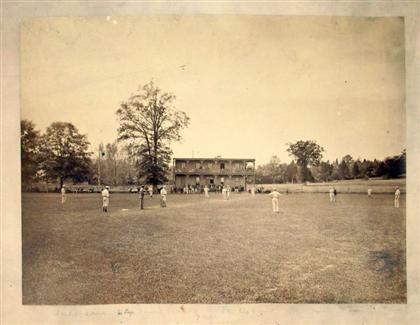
[22,192,406,304]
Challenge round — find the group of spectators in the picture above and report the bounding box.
[173,185,246,194]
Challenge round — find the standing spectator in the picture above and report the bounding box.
[61,185,67,204]
[394,186,401,208]
[269,187,281,213]
[101,186,110,212]
[160,185,167,207]
[204,185,210,198]
[139,186,146,210]
[251,186,255,196]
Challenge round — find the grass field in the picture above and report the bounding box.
[22,192,406,304]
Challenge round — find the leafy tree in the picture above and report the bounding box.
[382,151,406,178]
[286,140,324,182]
[285,161,299,183]
[319,161,333,182]
[40,122,92,187]
[342,154,354,178]
[371,159,381,177]
[331,159,340,180]
[310,165,322,182]
[352,160,361,179]
[116,81,190,185]
[21,120,41,183]
[338,157,351,179]
[267,155,282,183]
[399,149,406,175]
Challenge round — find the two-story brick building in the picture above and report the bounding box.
[172,158,256,191]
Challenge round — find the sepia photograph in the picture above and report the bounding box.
[18,15,408,306]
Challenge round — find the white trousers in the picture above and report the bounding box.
[394,197,400,208]
[102,197,109,207]
[272,198,279,212]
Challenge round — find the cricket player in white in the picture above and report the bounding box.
[394,187,401,208]
[222,186,227,200]
[329,188,335,202]
[160,186,167,207]
[251,186,255,196]
[226,185,231,200]
[367,188,372,197]
[204,185,210,198]
[148,185,153,198]
[269,188,281,213]
[61,185,67,203]
[102,186,110,212]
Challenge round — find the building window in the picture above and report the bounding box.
[220,163,225,170]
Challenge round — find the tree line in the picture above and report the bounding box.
[21,81,405,189]
[256,141,406,184]
[21,81,189,189]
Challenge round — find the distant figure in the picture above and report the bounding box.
[222,186,227,200]
[139,186,145,210]
[394,187,401,208]
[160,185,167,207]
[148,185,153,198]
[61,185,67,203]
[204,185,210,198]
[269,187,281,213]
[183,186,188,194]
[102,186,110,212]
[367,188,372,197]
[251,186,255,196]
[226,185,231,200]
[329,188,334,202]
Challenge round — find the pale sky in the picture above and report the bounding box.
[21,15,405,165]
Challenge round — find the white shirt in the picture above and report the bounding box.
[269,190,281,199]
[61,188,66,195]
[102,189,109,198]
[161,188,167,196]
[395,189,400,198]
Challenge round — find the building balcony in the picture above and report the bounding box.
[174,168,255,176]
